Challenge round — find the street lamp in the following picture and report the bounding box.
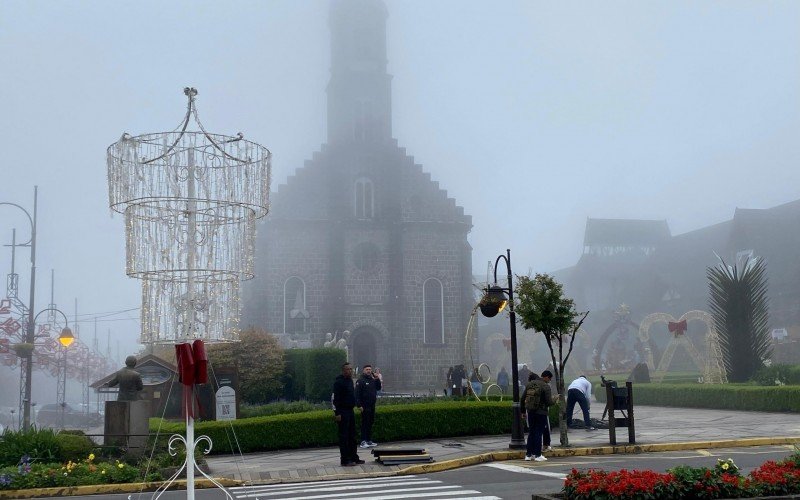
[479,249,525,449]
[30,308,71,429]
[58,327,75,347]
[0,187,38,431]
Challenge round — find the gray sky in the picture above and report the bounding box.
[1,0,799,361]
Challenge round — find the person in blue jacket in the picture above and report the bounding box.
[355,364,382,448]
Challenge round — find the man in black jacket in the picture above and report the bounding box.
[355,364,382,448]
[332,363,363,466]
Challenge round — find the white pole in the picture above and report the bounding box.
[185,101,197,500]
[186,400,195,500]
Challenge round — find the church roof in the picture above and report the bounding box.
[583,218,671,247]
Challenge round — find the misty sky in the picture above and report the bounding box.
[1,0,799,360]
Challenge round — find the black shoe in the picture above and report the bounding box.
[341,462,357,467]
[354,459,365,464]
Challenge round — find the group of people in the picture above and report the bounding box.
[332,362,382,466]
[521,371,595,462]
[332,360,596,466]
[446,365,514,396]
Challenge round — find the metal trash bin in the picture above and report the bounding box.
[604,381,635,445]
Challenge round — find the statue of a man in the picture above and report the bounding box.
[106,355,144,401]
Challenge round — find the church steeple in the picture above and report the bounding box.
[327,0,392,144]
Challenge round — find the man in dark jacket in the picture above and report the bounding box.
[521,370,556,462]
[332,363,363,466]
[355,364,382,448]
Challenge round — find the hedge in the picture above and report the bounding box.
[595,383,800,412]
[153,401,522,454]
[283,348,346,401]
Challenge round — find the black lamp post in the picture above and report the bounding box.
[479,249,525,449]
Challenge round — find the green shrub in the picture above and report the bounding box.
[55,433,95,462]
[595,383,800,412]
[240,400,329,418]
[282,348,346,402]
[153,400,519,454]
[0,428,61,466]
[752,364,800,386]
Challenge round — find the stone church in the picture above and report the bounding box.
[242,0,474,390]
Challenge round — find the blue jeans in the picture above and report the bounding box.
[526,412,548,457]
[566,388,591,427]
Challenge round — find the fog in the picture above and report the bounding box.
[1,1,798,404]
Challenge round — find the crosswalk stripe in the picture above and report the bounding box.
[234,481,448,498]
[232,476,431,493]
[236,485,462,500]
[230,474,498,500]
[482,462,567,479]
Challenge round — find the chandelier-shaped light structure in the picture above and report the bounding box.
[108,88,271,344]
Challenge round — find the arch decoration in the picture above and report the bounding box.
[638,310,727,384]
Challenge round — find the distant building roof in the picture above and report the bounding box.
[90,354,176,389]
[583,218,671,248]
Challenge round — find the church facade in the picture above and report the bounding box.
[242,0,473,390]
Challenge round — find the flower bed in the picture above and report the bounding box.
[563,455,800,499]
[0,453,158,490]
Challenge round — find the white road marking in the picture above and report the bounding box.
[233,477,434,494]
[482,463,567,479]
[229,475,424,491]
[231,474,499,500]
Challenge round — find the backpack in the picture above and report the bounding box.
[524,381,545,412]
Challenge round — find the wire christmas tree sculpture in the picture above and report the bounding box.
[107,88,271,499]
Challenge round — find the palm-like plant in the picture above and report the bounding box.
[707,257,771,382]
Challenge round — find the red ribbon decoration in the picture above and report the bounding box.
[668,320,687,336]
[192,340,208,385]
[175,340,208,418]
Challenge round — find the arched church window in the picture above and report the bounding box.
[283,277,308,334]
[423,278,444,344]
[354,177,374,219]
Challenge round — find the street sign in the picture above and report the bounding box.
[215,386,236,421]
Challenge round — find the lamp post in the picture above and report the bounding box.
[57,321,74,429]
[0,186,38,431]
[478,249,525,449]
[27,307,71,428]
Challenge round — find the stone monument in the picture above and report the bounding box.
[104,356,150,456]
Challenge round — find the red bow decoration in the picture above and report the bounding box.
[175,339,208,418]
[668,320,687,336]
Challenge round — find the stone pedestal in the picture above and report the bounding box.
[104,400,150,457]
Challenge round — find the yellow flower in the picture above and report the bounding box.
[101,469,106,475]
[117,463,124,469]
[88,453,95,461]
[722,463,729,470]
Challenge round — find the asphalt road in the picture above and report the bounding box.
[36,445,796,500]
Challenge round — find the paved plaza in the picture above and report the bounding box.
[205,405,800,483]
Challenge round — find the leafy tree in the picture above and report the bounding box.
[208,327,285,404]
[515,273,588,447]
[707,257,771,382]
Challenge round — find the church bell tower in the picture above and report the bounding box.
[327,0,392,144]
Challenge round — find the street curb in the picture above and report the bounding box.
[0,477,241,499]
[398,436,800,475]
[2,437,797,497]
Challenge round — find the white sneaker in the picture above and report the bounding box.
[368,441,378,447]
[359,441,370,449]
[524,455,532,461]
[534,455,548,462]
[544,446,553,452]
